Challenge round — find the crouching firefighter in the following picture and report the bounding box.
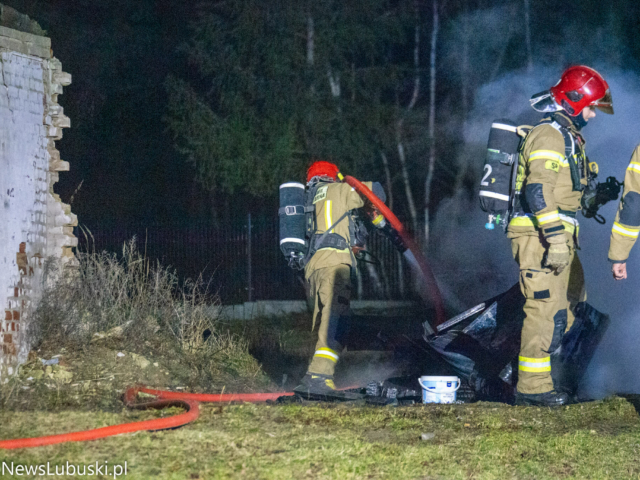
[279,160,386,397]
[508,66,613,407]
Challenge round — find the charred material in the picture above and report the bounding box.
[425,285,609,403]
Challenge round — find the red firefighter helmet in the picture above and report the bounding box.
[306,161,340,184]
[549,66,613,116]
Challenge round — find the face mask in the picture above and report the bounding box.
[571,111,589,131]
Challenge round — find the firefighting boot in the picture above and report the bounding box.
[293,373,364,401]
[294,373,336,395]
[515,390,569,407]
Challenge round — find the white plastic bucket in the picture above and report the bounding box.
[419,376,460,404]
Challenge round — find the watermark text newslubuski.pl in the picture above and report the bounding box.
[2,461,127,477]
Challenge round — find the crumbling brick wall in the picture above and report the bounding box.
[0,11,75,380]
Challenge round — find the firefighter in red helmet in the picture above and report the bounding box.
[293,160,386,397]
[509,66,613,406]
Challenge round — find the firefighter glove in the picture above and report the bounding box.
[545,237,570,273]
[371,211,386,229]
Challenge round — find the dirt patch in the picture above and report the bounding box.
[2,338,273,413]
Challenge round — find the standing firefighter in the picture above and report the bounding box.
[292,161,385,396]
[609,145,640,280]
[508,66,613,406]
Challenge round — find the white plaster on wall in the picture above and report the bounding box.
[0,26,75,379]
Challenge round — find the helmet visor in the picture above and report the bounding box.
[594,89,613,114]
[530,90,563,113]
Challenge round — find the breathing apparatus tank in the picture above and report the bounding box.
[479,119,522,230]
[279,182,307,269]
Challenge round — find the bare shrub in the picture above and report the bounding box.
[30,239,267,389]
[33,239,190,347]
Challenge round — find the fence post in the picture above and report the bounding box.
[247,213,252,302]
[397,250,405,299]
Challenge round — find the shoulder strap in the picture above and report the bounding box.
[536,119,583,192]
[505,125,535,229]
[305,183,320,239]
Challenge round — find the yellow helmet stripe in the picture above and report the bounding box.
[627,162,640,174]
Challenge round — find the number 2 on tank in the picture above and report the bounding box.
[481,164,493,186]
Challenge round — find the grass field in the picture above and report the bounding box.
[2,396,640,479]
[3,246,639,479]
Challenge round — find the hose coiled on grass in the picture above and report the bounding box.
[0,386,293,449]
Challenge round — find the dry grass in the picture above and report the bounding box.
[34,239,216,350]
[0,239,271,412]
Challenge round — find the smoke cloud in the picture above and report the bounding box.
[430,66,640,398]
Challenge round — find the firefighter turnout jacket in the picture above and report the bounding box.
[507,112,587,241]
[609,145,640,263]
[304,181,374,275]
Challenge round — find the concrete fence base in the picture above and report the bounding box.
[219,300,418,321]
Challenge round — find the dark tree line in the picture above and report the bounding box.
[5,0,640,236]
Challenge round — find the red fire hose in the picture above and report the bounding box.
[0,387,293,450]
[341,175,446,328]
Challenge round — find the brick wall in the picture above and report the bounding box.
[0,23,75,380]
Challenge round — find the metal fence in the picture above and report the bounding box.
[77,215,413,304]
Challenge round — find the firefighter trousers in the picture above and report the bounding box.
[511,234,586,394]
[306,264,353,377]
